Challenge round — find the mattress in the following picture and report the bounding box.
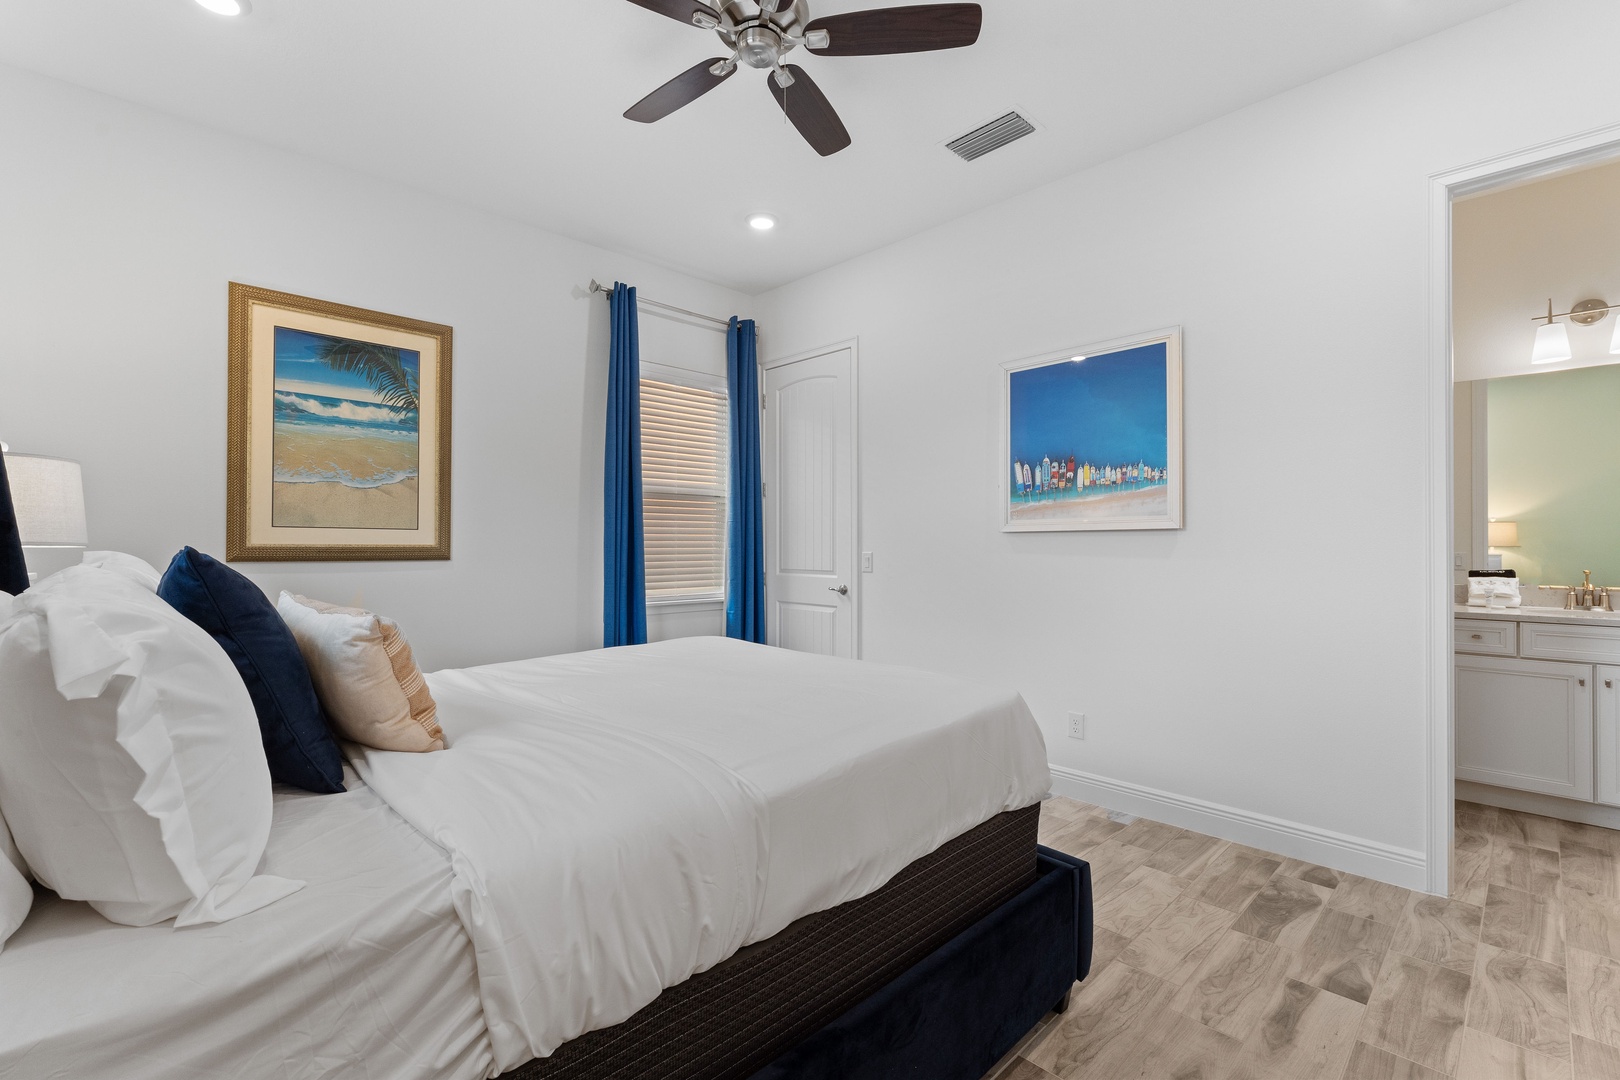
[0,766,493,1080]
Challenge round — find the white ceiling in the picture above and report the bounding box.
[0,0,1520,294]
[1455,158,1620,382]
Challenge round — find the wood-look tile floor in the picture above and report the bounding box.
[977,797,1620,1080]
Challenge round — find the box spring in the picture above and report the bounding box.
[505,803,1040,1080]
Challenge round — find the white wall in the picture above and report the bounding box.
[0,62,750,670]
[755,0,1620,884]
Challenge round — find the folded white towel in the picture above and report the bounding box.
[1467,578,1521,608]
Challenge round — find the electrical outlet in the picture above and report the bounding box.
[861,551,873,573]
[1068,712,1085,740]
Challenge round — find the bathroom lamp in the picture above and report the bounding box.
[1530,296,1620,365]
[1488,520,1519,548]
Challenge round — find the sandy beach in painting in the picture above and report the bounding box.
[272,426,419,529]
[1009,485,1167,522]
[273,475,420,529]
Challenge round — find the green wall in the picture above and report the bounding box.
[1488,363,1620,589]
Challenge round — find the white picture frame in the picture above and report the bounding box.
[1001,326,1183,532]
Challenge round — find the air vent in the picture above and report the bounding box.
[946,111,1036,162]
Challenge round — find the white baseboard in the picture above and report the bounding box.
[1047,764,1429,892]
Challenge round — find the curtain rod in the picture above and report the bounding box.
[588,280,732,330]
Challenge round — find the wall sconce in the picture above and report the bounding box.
[1531,297,1620,365]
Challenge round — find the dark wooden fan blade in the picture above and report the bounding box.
[804,4,981,55]
[767,66,851,157]
[623,0,721,29]
[625,59,735,123]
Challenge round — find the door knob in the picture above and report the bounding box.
[828,585,848,596]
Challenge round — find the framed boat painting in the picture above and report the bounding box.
[1002,327,1183,532]
[226,283,452,561]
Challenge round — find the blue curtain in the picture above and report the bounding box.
[604,283,647,647]
[0,452,27,595]
[726,317,766,643]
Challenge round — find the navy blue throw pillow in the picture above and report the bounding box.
[157,547,344,794]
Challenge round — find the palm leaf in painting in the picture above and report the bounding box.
[313,340,420,414]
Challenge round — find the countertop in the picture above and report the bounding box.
[1454,604,1620,627]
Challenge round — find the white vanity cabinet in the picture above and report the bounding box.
[1596,666,1620,806]
[1455,654,1593,800]
[1456,610,1620,812]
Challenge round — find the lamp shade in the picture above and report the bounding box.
[3,454,87,546]
[1531,321,1572,365]
[1488,520,1520,548]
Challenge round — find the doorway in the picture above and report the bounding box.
[761,341,859,658]
[1434,128,1620,900]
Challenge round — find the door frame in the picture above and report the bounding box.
[1426,123,1620,896]
[760,338,862,659]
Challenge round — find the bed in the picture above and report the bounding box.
[0,636,1089,1079]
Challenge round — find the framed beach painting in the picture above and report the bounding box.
[1002,327,1182,532]
[226,283,452,561]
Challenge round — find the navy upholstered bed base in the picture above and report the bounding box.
[750,846,1093,1080]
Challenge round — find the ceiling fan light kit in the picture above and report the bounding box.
[624,1,983,156]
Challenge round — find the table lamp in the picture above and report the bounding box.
[3,451,87,584]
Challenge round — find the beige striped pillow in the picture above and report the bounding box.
[276,593,444,753]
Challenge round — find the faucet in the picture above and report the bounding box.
[1537,571,1616,610]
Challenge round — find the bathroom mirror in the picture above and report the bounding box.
[1458,364,1620,592]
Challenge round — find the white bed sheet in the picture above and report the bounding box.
[0,767,493,1080]
[352,636,1050,1071]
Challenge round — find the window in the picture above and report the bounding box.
[641,364,728,603]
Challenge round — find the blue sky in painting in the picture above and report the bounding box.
[273,327,419,404]
[1009,342,1167,467]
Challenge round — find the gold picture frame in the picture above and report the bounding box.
[226,283,451,561]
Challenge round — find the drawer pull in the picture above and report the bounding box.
[1581,679,1588,687]
[1609,680,1614,689]
[1470,634,1483,640]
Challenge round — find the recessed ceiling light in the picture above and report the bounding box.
[748,214,777,232]
[194,0,250,15]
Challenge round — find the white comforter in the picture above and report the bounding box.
[350,636,1050,1070]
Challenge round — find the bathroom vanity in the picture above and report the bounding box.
[1456,604,1620,825]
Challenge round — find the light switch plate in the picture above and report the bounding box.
[1454,553,1465,571]
[861,552,873,573]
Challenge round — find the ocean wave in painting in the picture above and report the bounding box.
[273,390,419,489]
[274,391,418,434]
[273,463,419,487]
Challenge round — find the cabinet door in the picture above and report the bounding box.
[1456,655,1594,800]
[1597,665,1620,807]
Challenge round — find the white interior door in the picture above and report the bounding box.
[763,345,856,657]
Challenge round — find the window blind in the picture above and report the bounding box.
[641,376,728,602]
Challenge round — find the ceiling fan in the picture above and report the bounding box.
[622,1,983,157]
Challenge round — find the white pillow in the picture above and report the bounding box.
[0,588,33,949]
[0,565,303,927]
[0,842,28,952]
[79,551,162,592]
[277,592,445,753]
